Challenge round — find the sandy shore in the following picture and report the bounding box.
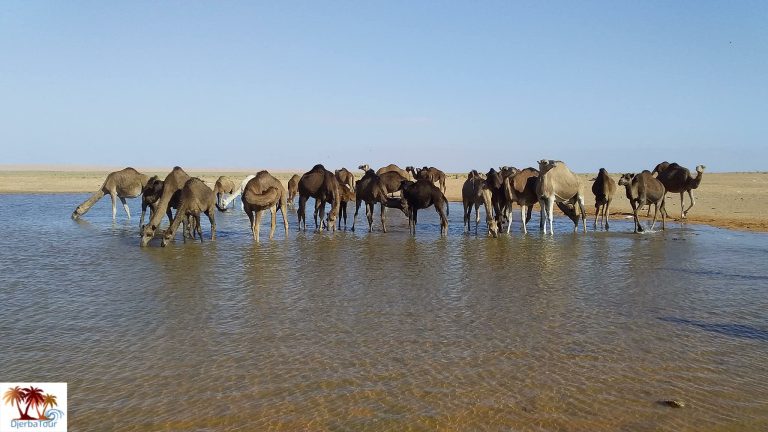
[0,168,765,232]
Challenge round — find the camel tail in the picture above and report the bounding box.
[444,195,450,216]
[555,202,580,225]
[72,187,107,219]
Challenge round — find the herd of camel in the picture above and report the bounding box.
[69,161,705,246]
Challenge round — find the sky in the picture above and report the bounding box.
[1,1,766,173]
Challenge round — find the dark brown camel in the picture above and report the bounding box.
[161,178,217,247]
[287,174,300,207]
[298,164,341,231]
[484,168,510,231]
[378,170,409,195]
[240,170,290,241]
[335,168,355,190]
[337,184,356,230]
[352,169,396,232]
[140,176,167,230]
[503,167,539,234]
[141,167,191,247]
[400,179,450,236]
[655,163,706,219]
[72,167,149,220]
[618,171,667,233]
[462,170,497,236]
[591,168,617,230]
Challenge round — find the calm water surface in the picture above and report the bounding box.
[1,194,767,431]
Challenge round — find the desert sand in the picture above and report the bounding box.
[0,167,765,232]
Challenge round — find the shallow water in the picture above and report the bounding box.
[1,194,767,431]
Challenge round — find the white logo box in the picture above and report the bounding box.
[0,383,67,432]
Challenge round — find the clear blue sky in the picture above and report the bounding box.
[1,1,766,172]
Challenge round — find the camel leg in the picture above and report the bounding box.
[195,214,203,242]
[683,190,695,218]
[437,205,448,236]
[352,199,362,232]
[269,205,277,239]
[650,203,659,231]
[380,204,387,233]
[661,197,667,230]
[411,208,418,235]
[247,210,256,240]
[317,201,326,231]
[594,204,600,229]
[521,205,528,234]
[604,201,611,230]
[298,196,308,231]
[679,192,685,219]
[140,204,147,230]
[539,201,546,232]
[630,201,642,233]
[206,209,215,240]
[110,192,117,220]
[366,202,374,232]
[119,196,131,219]
[578,196,587,233]
[475,203,480,230]
[462,203,469,232]
[255,210,264,243]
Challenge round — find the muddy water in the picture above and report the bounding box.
[1,194,767,431]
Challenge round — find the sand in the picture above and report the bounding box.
[0,168,765,232]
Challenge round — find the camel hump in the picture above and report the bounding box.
[311,164,325,171]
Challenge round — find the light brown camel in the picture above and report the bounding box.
[462,170,497,236]
[241,170,290,241]
[160,178,216,246]
[335,168,355,190]
[352,169,400,232]
[72,167,149,220]
[400,179,450,236]
[298,164,341,231]
[655,163,706,219]
[536,160,587,234]
[140,167,191,247]
[337,183,356,230]
[591,168,617,230]
[618,171,667,233]
[407,166,447,194]
[213,176,237,209]
[287,174,300,207]
[242,185,282,243]
[503,167,540,234]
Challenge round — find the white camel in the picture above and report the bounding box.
[218,175,256,211]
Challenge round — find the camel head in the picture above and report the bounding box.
[358,164,370,172]
[160,228,174,247]
[140,224,157,247]
[696,165,706,174]
[487,217,498,238]
[325,207,338,232]
[618,173,635,187]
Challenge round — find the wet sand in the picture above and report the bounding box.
[0,168,765,232]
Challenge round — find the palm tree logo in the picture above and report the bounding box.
[3,385,59,421]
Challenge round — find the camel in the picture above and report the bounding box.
[407,166,447,194]
[536,160,587,234]
[655,163,706,219]
[140,167,191,247]
[377,170,409,195]
[140,176,168,230]
[241,171,290,241]
[287,174,300,207]
[503,167,540,234]
[160,178,216,246]
[213,176,237,209]
[359,163,411,181]
[591,168,617,230]
[484,168,510,231]
[462,170,498,237]
[337,183,356,230]
[499,166,519,180]
[352,170,398,232]
[618,172,667,233]
[400,179,450,236]
[217,175,257,211]
[298,164,341,231]
[335,168,355,190]
[72,167,149,220]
